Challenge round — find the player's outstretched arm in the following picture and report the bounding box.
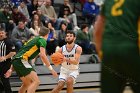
[40,47,58,78]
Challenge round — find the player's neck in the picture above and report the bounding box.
[41,35,48,40]
[66,43,75,49]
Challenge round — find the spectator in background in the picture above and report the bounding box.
[18,2,30,22]
[40,0,61,30]
[76,24,95,54]
[23,0,31,4]
[46,22,58,55]
[27,0,38,18]
[78,0,86,11]
[58,22,68,47]
[29,13,43,29]
[0,28,16,93]
[12,6,27,25]
[11,0,22,6]
[38,0,54,7]
[0,0,13,9]
[0,6,15,37]
[58,0,80,31]
[11,20,32,52]
[29,13,43,36]
[83,0,100,25]
[36,8,47,25]
[29,20,42,36]
[38,0,46,7]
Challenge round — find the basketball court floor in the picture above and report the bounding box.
[36,86,133,93]
[36,88,99,93]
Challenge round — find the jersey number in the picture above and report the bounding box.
[111,0,125,16]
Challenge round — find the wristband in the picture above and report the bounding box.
[48,65,53,70]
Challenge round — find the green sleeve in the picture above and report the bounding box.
[38,38,47,48]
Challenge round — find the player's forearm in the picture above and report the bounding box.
[5,52,16,60]
[9,65,14,72]
[40,54,51,67]
[40,53,54,71]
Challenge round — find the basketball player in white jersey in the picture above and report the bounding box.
[51,31,82,93]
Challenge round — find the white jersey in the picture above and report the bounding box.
[61,44,79,70]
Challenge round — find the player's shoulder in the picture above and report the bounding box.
[76,44,82,53]
[37,36,46,42]
[75,44,82,48]
[76,46,82,51]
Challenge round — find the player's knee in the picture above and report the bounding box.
[22,81,31,88]
[19,83,29,92]
[56,81,65,89]
[66,77,73,85]
[51,83,63,93]
[57,82,64,88]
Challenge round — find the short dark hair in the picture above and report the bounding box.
[39,26,50,36]
[81,24,88,30]
[0,28,5,32]
[18,19,26,24]
[66,31,76,37]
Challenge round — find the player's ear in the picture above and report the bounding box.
[74,37,76,41]
[46,34,49,38]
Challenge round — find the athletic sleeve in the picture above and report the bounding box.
[38,38,47,48]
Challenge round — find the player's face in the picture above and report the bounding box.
[65,33,75,44]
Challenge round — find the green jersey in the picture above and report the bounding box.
[102,0,140,42]
[100,1,140,93]
[13,36,47,61]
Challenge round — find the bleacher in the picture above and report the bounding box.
[10,54,101,92]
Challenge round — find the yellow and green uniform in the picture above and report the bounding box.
[12,36,47,77]
[101,0,140,93]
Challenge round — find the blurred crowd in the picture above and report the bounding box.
[0,0,103,55]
